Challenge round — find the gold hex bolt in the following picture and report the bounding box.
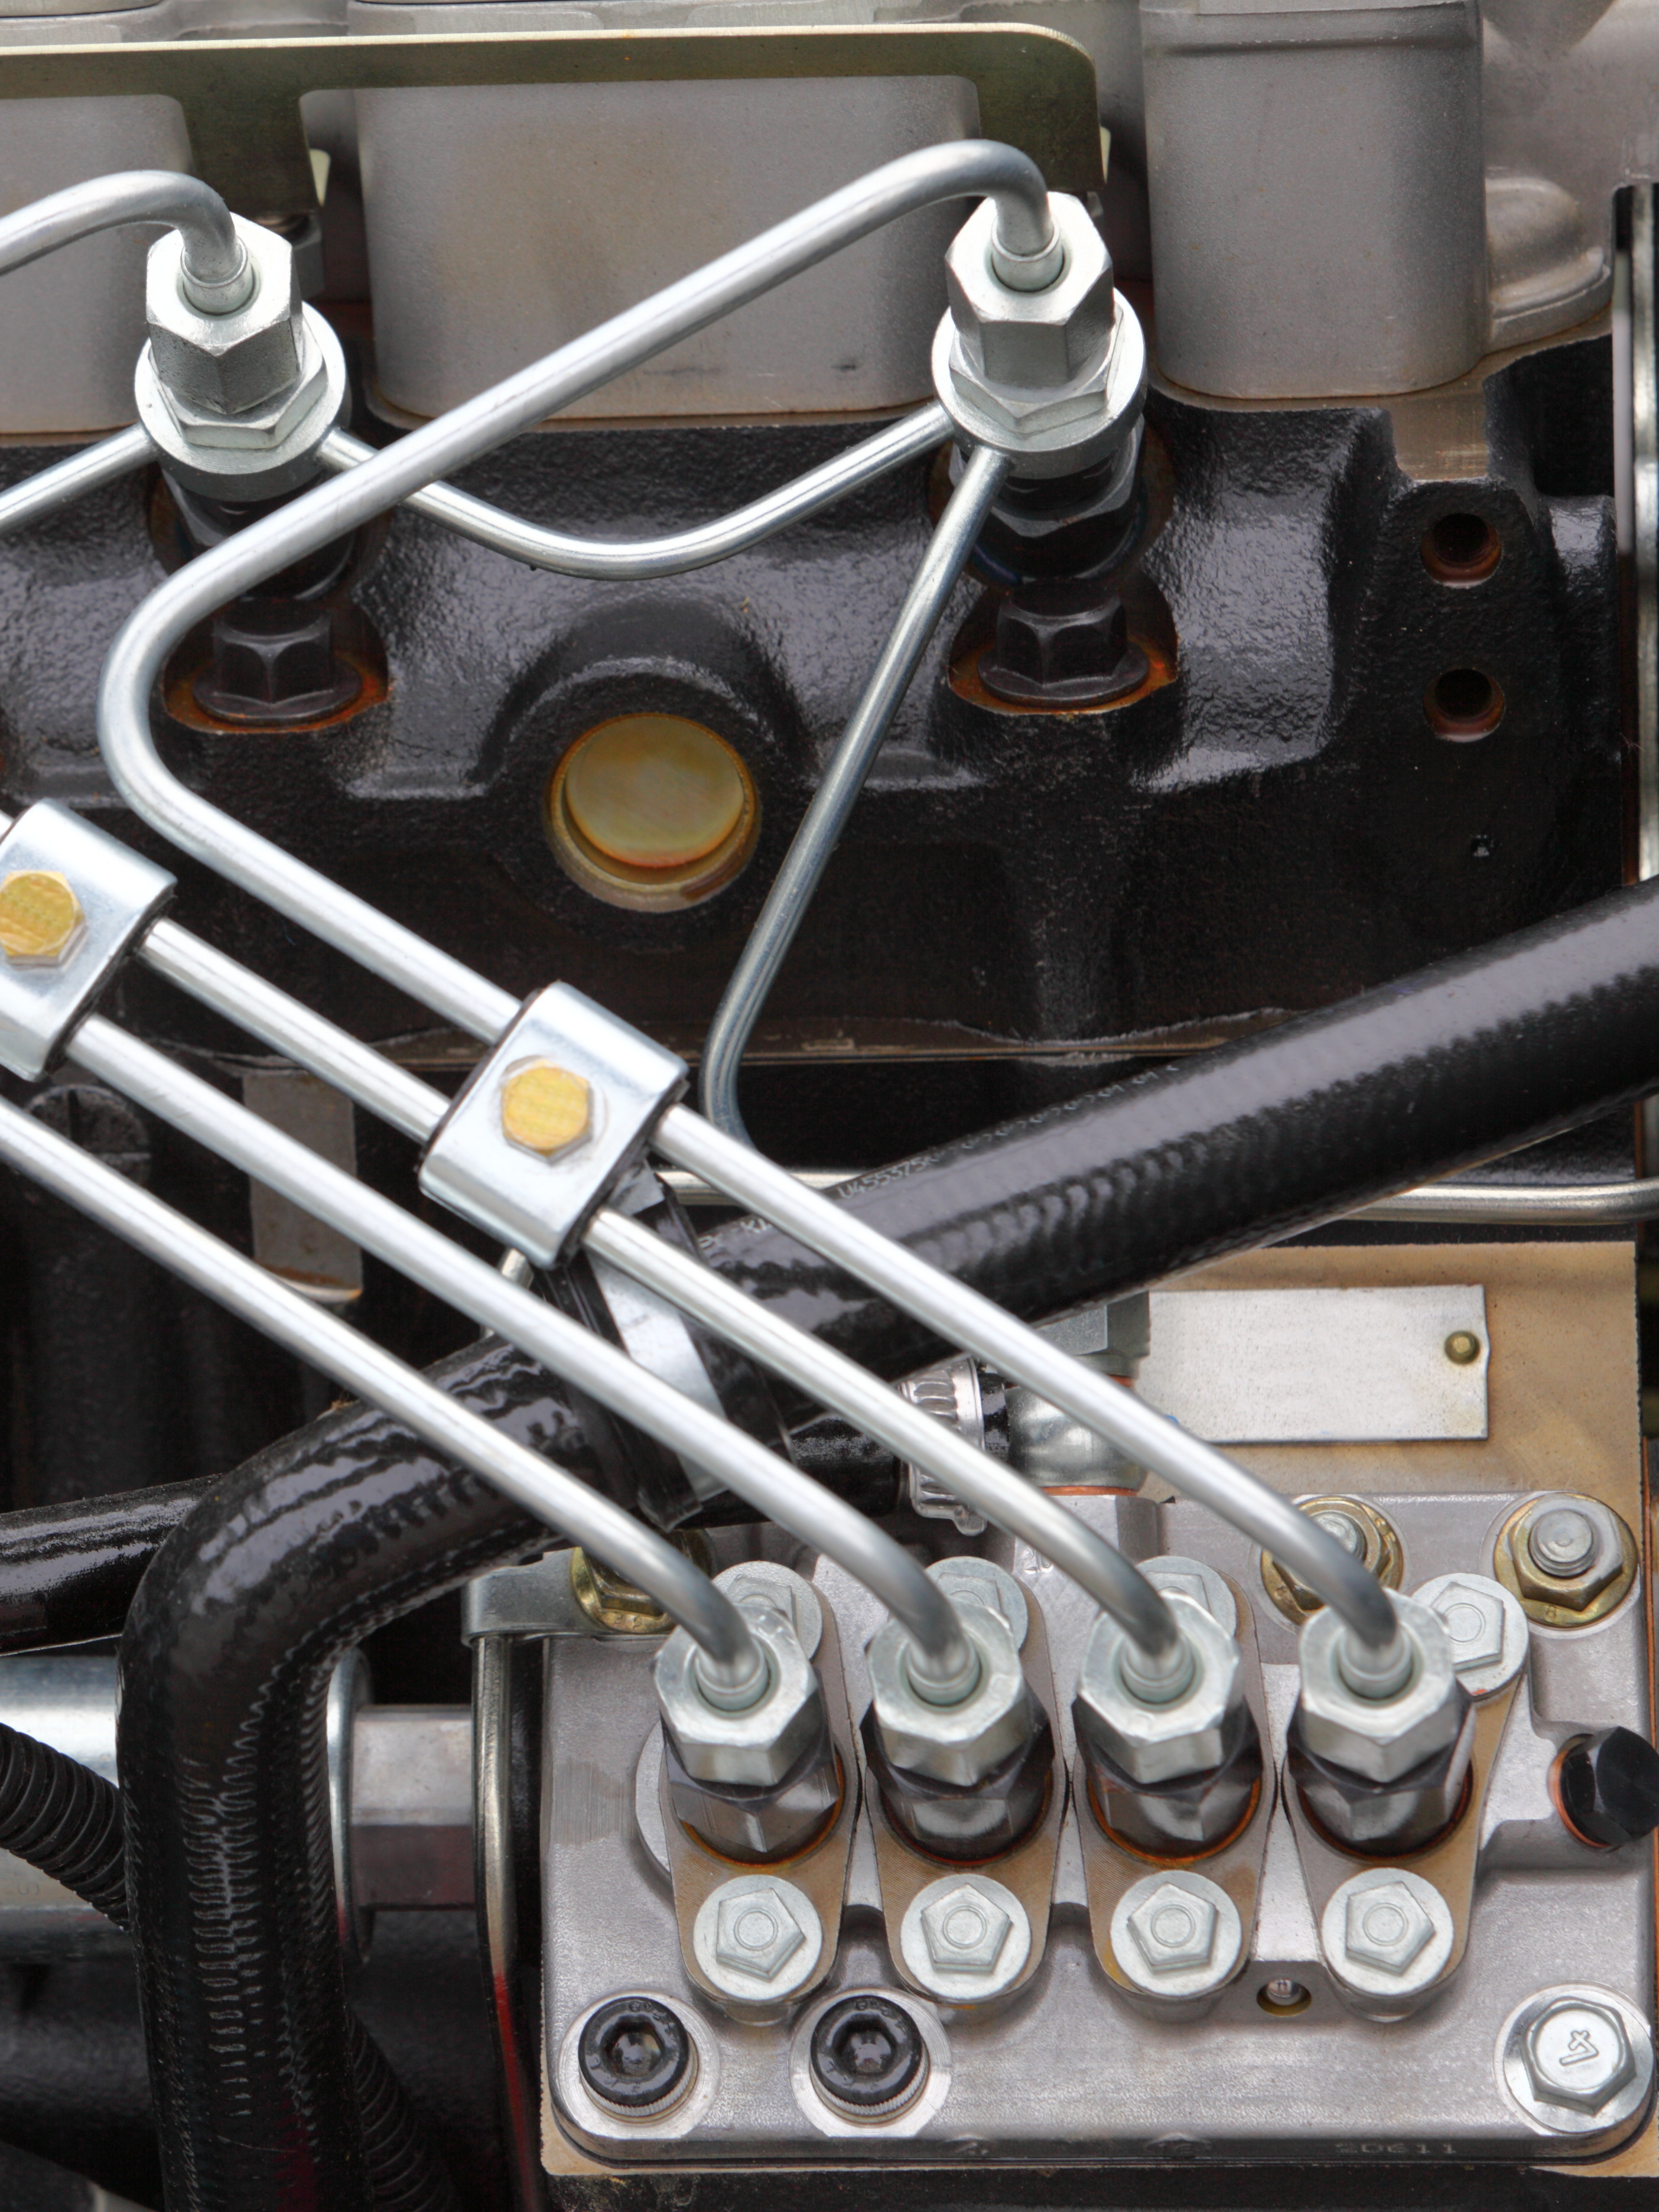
[499,1059,592,1159]
[0,871,84,965]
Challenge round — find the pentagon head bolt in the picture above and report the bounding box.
[1110,1870,1244,1999]
[0,871,83,966]
[899,1872,1032,2000]
[692,1874,823,2002]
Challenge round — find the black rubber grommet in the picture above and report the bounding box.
[809,1994,924,2109]
[578,1998,691,2110]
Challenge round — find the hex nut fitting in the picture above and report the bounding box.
[946,193,1115,392]
[0,871,84,966]
[1498,1494,1634,1618]
[1074,1591,1244,1787]
[933,194,1147,478]
[866,1601,1035,1789]
[1295,1591,1466,1785]
[145,216,311,423]
[1110,1871,1243,2000]
[656,1600,825,1788]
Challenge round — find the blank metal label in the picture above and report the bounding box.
[1137,1286,1489,1442]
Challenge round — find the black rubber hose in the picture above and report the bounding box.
[116,1333,583,2212]
[697,874,1659,1384]
[0,1477,208,1655]
[0,1721,126,1925]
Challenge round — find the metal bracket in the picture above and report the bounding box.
[0,803,173,1080]
[0,25,1106,228]
[419,983,686,1266]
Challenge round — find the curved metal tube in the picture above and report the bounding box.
[0,424,153,541]
[655,1105,1402,1655]
[0,170,246,292]
[1355,1176,1659,1225]
[65,1016,975,1700]
[0,1091,759,1694]
[701,441,1011,1143]
[111,899,1175,1663]
[318,405,951,580]
[473,1636,541,2212]
[585,1206,1182,1663]
[96,138,1049,1042]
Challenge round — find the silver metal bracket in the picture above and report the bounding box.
[418,983,687,1265]
[0,803,174,1079]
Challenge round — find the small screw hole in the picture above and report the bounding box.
[1257,1979,1312,2016]
[1425,667,1505,741]
[1421,512,1502,584]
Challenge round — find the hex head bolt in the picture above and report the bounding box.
[0,872,83,967]
[1495,1493,1635,1622]
[1553,1728,1659,1849]
[193,600,362,726]
[980,579,1149,707]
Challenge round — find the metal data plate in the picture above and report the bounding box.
[1138,1286,1490,1442]
[539,1489,1651,2171]
[0,803,173,1081]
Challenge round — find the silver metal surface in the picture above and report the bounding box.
[692,1875,823,2002]
[866,1601,1033,1788]
[353,1704,473,1911]
[1074,1591,1241,1787]
[656,1590,824,1787]
[319,406,950,580]
[653,1105,1400,1655]
[420,983,687,1264]
[541,1495,1654,2164]
[1110,1871,1242,1999]
[0,1084,759,1683]
[95,141,1052,1043]
[1413,1573,1528,1700]
[583,1203,1180,1661]
[697,438,1010,1144]
[1638,184,1659,931]
[933,194,1146,477]
[464,1553,593,1641]
[897,1873,1030,2002]
[64,1010,965,1694]
[788,1987,951,2139]
[1322,1868,1455,2001]
[0,167,246,295]
[0,801,173,1080]
[1498,1985,1655,2136]
[1137,1286,1490,1443]
[1139,0,1486,398]
[1296,1593,1465,1785]
[898,1355,987,1535]
[717,1561,824,1663]
[0,423,152,539]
